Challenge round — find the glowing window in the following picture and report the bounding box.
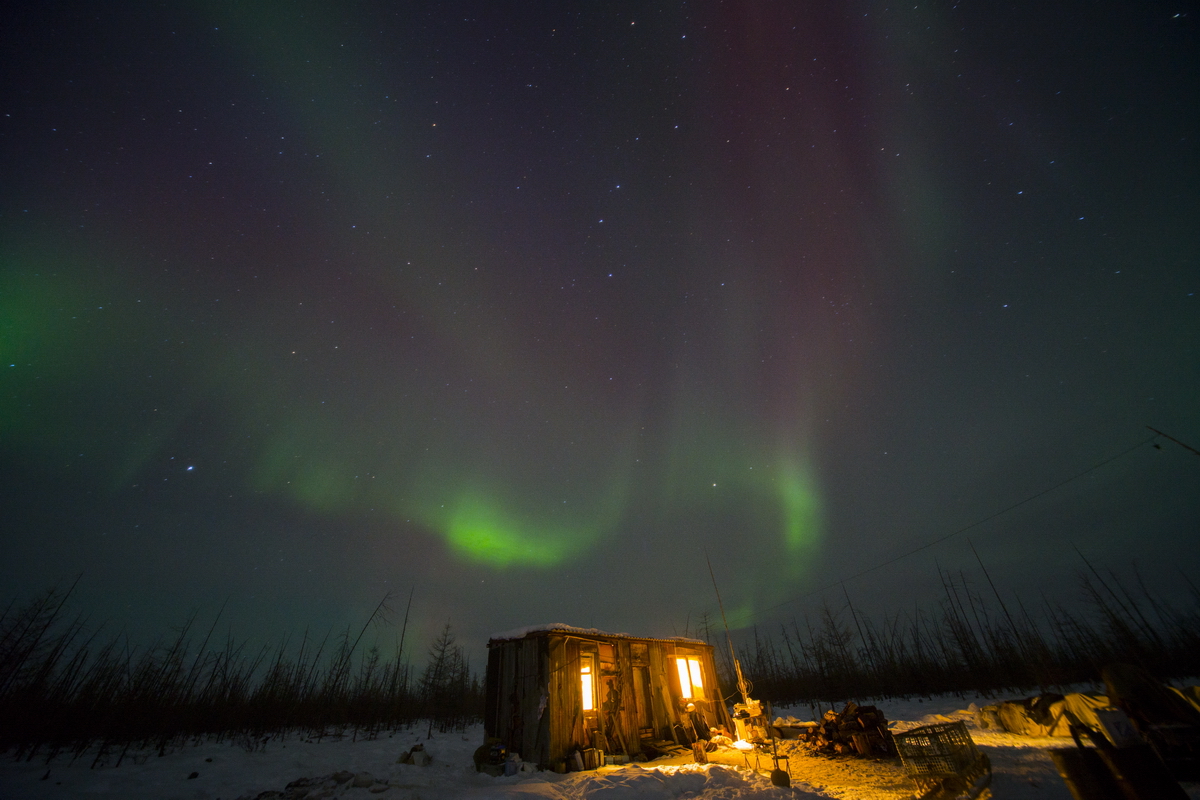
[688,659,704,693]
[676,656,705,699]
[581,656,596,711]
[676,658,692,699]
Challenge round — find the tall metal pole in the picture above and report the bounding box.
[706,551,750,706]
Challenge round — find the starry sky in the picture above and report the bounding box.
[2,1,1198,663]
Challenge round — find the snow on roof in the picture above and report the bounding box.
[488,623,706,645]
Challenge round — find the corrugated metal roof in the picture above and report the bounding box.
[488,622,707,645]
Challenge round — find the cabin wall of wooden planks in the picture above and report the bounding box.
[485,631,731,769]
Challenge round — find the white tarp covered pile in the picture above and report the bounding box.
[976,692,1112,737]
[977,683,1200,739]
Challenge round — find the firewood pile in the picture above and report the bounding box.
[776,702,895,757]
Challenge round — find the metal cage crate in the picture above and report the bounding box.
[894,721,991,799]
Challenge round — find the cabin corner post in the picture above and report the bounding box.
[483,642,503,742]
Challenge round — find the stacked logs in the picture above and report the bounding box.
[776,702,895,757]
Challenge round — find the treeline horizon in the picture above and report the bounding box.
[714,561,1200,710]
[6,559,1198,761]
[0,587,483,762]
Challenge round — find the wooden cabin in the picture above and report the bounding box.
[484,624,732,769]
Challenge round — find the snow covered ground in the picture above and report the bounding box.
[3,693,1198,799]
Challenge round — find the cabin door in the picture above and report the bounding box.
[632,665,653,729]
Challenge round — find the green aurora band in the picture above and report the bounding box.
[0,0,832,583]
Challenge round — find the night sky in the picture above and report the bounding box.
[3,1,1198,664]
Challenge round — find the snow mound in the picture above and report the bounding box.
[463,764,816,799]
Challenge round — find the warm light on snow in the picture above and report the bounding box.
[733,739,755,751]
[0,693,1161,799]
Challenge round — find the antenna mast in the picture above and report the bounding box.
[706,551,751,707]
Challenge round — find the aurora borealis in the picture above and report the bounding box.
[2,2,1198,658]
